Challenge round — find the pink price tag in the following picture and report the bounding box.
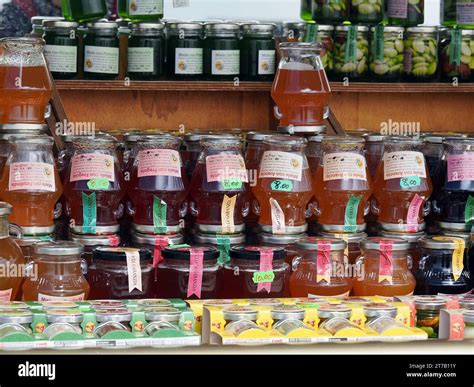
[257,248,274,293]
[107,235,120,247]
[447,154,474,182]
[449,313,465,341]
[153,237,170,267]
[316,241,332,283]
[379,240,393,284]
[406,194,424,232]
[187,249,205,299]
[445,296,460,309]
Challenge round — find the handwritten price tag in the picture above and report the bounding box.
[222,178,242,190]
[271,180,293,192]
[87,178,110,190]
[252,271,275,284]
[400,176,421,188]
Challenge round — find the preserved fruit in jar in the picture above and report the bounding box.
[441,0,474,28]
[403,27,438,81]
[440,29,474,83]
[387,0,424,27]
[333,26,369,81]
[304,24,334,74]
[311,0,349,24]
[369,26,405,81]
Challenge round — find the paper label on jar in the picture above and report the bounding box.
[316,241,332,284]
[126,250,143,293]
[187,248,204,298]
[175,48,203,74]
[8,162,56,192]
[38,293,85,302]
[406,194,424,232]
[344,194,362,233]
[387,0,408,18]
[270,198,286,235]
[84,45,119,74]
[128,47,154,73]
[128,0,163,15]
[403,48,413,73]
[383,151,426,180]
[447,154,474,182]
[138,149,181,178]
[153,236,170,267]
[153,196,168,234]
[258,50,276,75]
[82,192,97,234]
[345,25,357,63]
[433,237,465,282]
[449,29,463,65]
[206,154,248,184]
[70,154,115,182]
[44,45,77,73]
[456,3,474,24]
[0,289,12,302]
[378,240,393,284]
[211,50,240,75]
[464,195,474,224]
[259,151,303,181]
[374,25,385,62]
[323,153,367,181]
[248,247,274,293]
[221,194,237,234]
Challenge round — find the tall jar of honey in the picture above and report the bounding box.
[372,137,432,233]
[0,136,62,236]
[289,237,352,297]
[253,135,313,235]
[314,136,372,233]
[353,237,416,297]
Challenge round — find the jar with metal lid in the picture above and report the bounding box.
[239,23,276,81]
[320,231,367,265]
[353,237,416,297]
[121,131,142,173]
[304,24,334,74]
[0,301,29,310]
[416,236,472,295]
[363,303,398,323]
[94,309,133,337]
[83,21,120,80]
[317,304,352,325]
[277,21,307,43]
[62,0,108,23]
[349,0,384,24]
[222,306,263,336]
[403,27,438,81]
[290,237,352,297]
[194,232,245,264]
[222,246,290,299]
[333,26,369,81]
[460,296,474,310]
[118,0,163,21]
[13,236,53,264]
[0,309,33,336]
[366,316,408,334]
[137,298,172,308]
[387,0,424,26]
[259,232,306,267]
[181,131,220,180]
[380,230,426,274]
[88,247,154,299]
[310,0,349,24]
[414,296,448,338]
[442,0,474,28]
[156,247,222,299]
[270,305,310,334]
[89,299,127,310]
[69,232,121,266]
[249,298,284,308]
[144,307,181,336]
[203,23,241,81]
[130,232,183,267]
[44,308,84,338]
[369,26,405,81]
[22,241,89,301]
[30,16,64,37]
[127,22,165,80]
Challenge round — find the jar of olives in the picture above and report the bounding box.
[369,26,405,81]
[403,27,438,81]
[304,24,334,74]
[333,25,369,81]
[387,0,424,27]
[442,0,474,29]
[440,29,474,83]
[349,0,384,24]
[311,0,349,24]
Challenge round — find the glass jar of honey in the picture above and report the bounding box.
[259,232,306,267]
[380,230,426,274]
[44,309,84,338]
[69,233,121,266]
[130,232,184,267]
[144,307,181,336]
[94,309,133,337]
[223,306,264,336]
[317,304,352,325]
[194,232,245,264]
[320,231,367,265]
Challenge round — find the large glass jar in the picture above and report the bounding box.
[121,131,142,174]
[259,232,306,267]
[304,24,334,74]
[0,136,62,236]
[63,136,125,235]
[43,21,79,80]
[127,134,188,235]
[189,135,249,234]
[290,237,352,297]
[333,26,369,81]
[253,135,313,234]
[22,241,90,301]
[127,22,165,80]
[88,247,154,299]
[369,26,405,82]
[130,232,184,267]
[349,0,384,24]
[156,246,222,299]
[61,0,108,23]
[0,37,53,124]
[353,237,416,296]
[380,230,426,274]
[83,21,120,80]
[365,134,386,178]
[320,231,367,265]
[118,0,163,21]
[182,131,218,181]
[240,23,276,81]
[387,0,424,26]
[416,236,472,295]
[314,136,372,233]
[311,0,349,24]
[403,27,438,81]
[442,0,474,28]
[372,137,432,233]
[69,232,121,266]
[166,22,204,80]
[440,29,474,83]
[194,232,245,264]
[203,23,241,81]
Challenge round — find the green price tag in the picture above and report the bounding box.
[217,236,231,264]
[168,244,191,249]
[343,194,362,233]
[87,178,110,190]
[304,22,318,42]
[464,195,474,225]
[82,192,97,234]
[345,25,357,63]
[252,271,275,284]
[400,176,421,188]
[271,180,293,192]
[374,25,385,62]
[153,196,168,234]
[449,29,462,66]
[222,178,242,190]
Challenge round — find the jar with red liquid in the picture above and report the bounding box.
[127,134,188,235]
[156,246,222,299]
[182,131,217,181]
[88,247,154,300]
[365,134,386,178]
[194,232,245,264]
[0,37,53,124]
[290,237,352,297]
[121,132,142,174]
[380,230,426,274]
[69,232,121,267]
[221,246,290,299]
[130,232,184,268]
[271,42,331,134]
[190,135,249,234]
[353,237,416,297]
[320,231,367,265]
[0,136,62,236]
[63,136,125,235]
[259,232,306,267]
[253,135,313,235]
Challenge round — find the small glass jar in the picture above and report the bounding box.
[94,309,133,337]
[223,306,264,336]
[43,21,79,80]
[387,0,424,27]
[239,23,276,81]
[194,232,245,264]
[249,299,284,308]
[440,29,474,83]
[222,246,290,299]
[30,16,64,38]
[333,26,369,81]
[460,296,474,310]
[44,308,83,338]
[271,305,310,334]
[88,247,155,299]
[363,303,398,323]
[144,307,181,336]
[259,232,306,267]
[83,21,120,80]
[127,22,165,80]
[304,24,335,74]
[320,231,367,265]
[369,26,405,82]
[311,0,349,24]
[349,0,384,24]
[414,296,447,338]
[90,299,127,310]
[403,27,438,82]
[290,237,352,297]
[166,22,204,80]
[130,232,184,266]
[118,0,164,21]
[380,231,425,274]
[320,316,362,335]
[316,304,352,325]
[156,247,222,299]
[62,0,108,23]
[137,299,172,308]
[0,309,33,335]
[442,0,474,28]
[69,233,121,266]
[366,316,407,334]
[203,23,241,81]
[463,311,474,339]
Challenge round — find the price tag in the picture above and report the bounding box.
[400,176,421,188]
[87,178,110,190]
[222,178,242,190]
[271,180,293,192]
[252,271,275,284]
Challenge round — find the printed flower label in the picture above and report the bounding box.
[206,154,248,183]
[70,154,115,182]
[323,153,367,181]
[447,154,474,182]
[259,151,303,181]
[138,149,181,178]
[384,151,426,180]
[9,162,55,192]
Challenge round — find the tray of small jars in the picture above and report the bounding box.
[0,299,200,351]
[190,297,429,345]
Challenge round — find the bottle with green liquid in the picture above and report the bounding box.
[118,0,164,21]
[61,0,108,23]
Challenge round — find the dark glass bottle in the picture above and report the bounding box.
[62,0,108,23]
[387,0,424,27]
